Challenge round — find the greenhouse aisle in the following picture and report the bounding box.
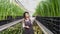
[0,18,53,34]
[0,0,59,34]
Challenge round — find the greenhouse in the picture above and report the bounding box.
[0,0,60,34]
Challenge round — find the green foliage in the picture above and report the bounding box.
[36,0,60,17]
[0,0,24,20]
[0,23,23,34]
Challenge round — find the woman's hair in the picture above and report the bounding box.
[23,12,29,19]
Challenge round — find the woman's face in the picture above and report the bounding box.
[25,13,30,18]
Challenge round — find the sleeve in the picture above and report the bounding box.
[22,19,25,28]
[22,22,25,27]
[30,17,35,25]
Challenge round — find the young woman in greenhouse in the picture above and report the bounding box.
[22,12,34,34]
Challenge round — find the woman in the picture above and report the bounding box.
[22,12,34,34]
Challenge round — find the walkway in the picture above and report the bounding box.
[0,18,53,34]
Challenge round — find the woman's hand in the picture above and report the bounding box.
[25,26,30,28]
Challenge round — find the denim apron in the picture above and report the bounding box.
[23,19,34,34]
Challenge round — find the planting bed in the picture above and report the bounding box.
[0,22,23,34]
[36,16,60,34]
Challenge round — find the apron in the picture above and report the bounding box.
[23,19,34,34]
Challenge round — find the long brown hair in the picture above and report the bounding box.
[23,12,29,19]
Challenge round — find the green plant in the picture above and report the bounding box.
[0,0,24,20]
[36,0,60,17]
[0,23,23,34]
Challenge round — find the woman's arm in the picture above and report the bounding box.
[22,19,25,28]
